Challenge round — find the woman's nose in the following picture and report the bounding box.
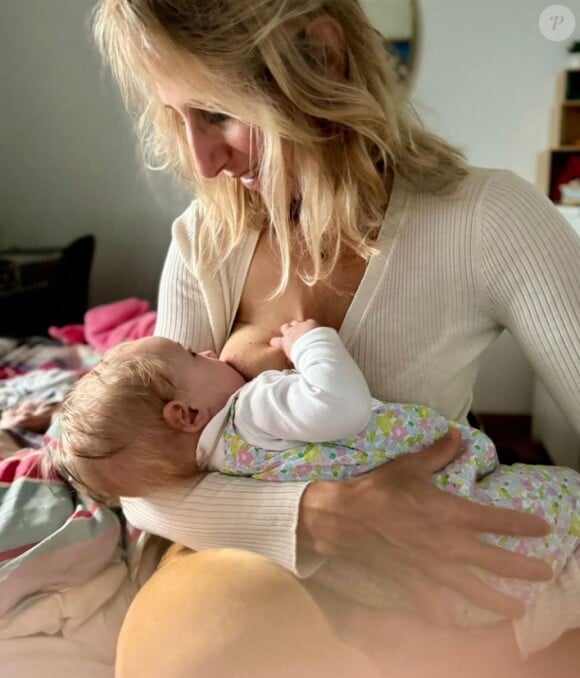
[185,121,229,179]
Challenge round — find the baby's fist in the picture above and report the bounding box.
[269,319,319,361]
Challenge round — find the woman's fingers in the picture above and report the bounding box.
[330,531,528,621]
[455,498,550,536]
[424,562,526,619]
[436,530,553,581]
[365,435,551,553]
[411,428,466,474]
[365,482,552,582]
[301,437,557,621]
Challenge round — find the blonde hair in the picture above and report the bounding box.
[93,0,467,294]
[53,343,195,504]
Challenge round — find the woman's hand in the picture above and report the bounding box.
[298,428,552,620]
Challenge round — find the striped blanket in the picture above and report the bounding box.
[0,447,123,617]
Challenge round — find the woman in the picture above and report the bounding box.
[93,0,580,675]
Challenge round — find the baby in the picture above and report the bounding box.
[51,319,580,656]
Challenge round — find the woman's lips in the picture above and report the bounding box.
[240,173,259,190]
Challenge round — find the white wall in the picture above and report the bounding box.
[362,0,414,39]
[0,0,189,305]
[1,0,577,413]
[412,0,578,413]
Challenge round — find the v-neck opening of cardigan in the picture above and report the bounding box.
[229,172,406,343]
[338,171,406,348]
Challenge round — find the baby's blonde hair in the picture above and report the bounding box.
[54,343,195,504]
[93,0,467,294]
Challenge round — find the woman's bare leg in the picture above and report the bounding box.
[117,547,579,678]
[116,548,380,678]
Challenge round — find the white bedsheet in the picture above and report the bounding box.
[0,561,136,678]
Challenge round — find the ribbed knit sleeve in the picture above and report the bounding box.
[129,202,314,576]
[154,206,215,351]
[479,170,580,432]
[122,474,311,575]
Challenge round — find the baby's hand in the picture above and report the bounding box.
[269,319,320,361]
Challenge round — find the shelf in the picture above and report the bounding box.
[565,70,580,100]
[546,148,580,203]
[547,70,580,204]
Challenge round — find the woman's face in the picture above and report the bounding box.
[154,66,261,191]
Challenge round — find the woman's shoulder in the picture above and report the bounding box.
[399,166,546,225]
[401,165,538,200]
[452,166,547,212]
[464,165,542,198]
[461,166,559,234]
[170,200,204,268]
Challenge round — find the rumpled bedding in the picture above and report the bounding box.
[0,368,81,410]
[0,339,99,381]
[49,297,157,352]
[0,334,160,676]
[0,339,101,450]
[0,445,154,677]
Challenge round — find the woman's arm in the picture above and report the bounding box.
[154,220,215,350]
[131,210,318,575]
[136,204,551,616]
[479,170,580,432]
[297,429,552,619]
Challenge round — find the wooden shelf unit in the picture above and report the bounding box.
[560,101,580,146]
[547,69,580,204]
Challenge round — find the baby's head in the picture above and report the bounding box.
[53,336,245,503]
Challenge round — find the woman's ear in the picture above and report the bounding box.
[163,401,210,433]
[303,14,347,77]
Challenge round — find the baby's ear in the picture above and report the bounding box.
[163,401,209,433]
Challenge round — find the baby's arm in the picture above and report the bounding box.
[233,320,373,446]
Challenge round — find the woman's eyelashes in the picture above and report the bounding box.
[205,111,230,125]
[165,105,230,127]
[187,106,231,125]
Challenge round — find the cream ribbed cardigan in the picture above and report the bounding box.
[122,167,580,575]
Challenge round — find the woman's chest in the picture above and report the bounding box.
[235,233,367,332]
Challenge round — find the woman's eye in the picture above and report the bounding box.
[206,111,230,125]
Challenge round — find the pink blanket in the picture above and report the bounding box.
[50,298,156,352]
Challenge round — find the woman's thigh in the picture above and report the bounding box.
[116,547,379,678]
[116,547,579,678]
[311,581,580,678]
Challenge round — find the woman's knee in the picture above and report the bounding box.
[116,548,351,678]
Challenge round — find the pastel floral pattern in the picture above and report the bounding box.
[220,398,580,611]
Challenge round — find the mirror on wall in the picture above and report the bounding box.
[360,0,418,84]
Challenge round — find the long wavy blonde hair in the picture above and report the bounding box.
[93,0,467,293]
